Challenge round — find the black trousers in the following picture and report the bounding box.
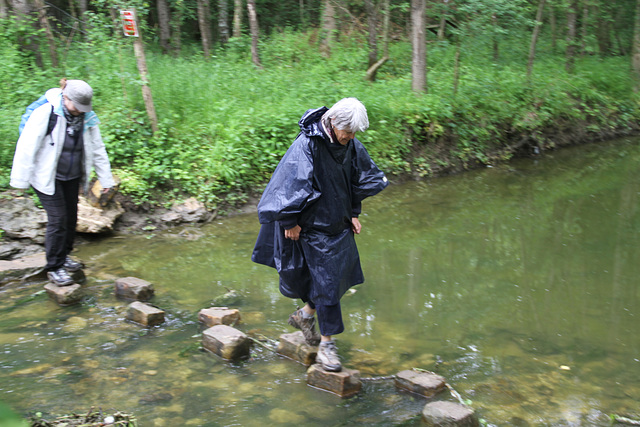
[34,178,80,271]
[306,300,344,337]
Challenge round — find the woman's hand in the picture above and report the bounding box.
[285,225,301,240]
[351,217,362,234]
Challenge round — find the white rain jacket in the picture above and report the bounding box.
[10,88,115,195]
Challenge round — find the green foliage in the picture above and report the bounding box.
[0,15,638,207]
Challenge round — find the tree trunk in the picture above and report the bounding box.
[157,0,171,54]
[437,0,448,40]
[633,0,640,92]
[550,3,556,53]
[320,0,336,57]
[1,0,9,18]
[132,35,159,133]
[595,3,611,56]
[197,0,212,59]
[382,0,390,58]
[411,0,427,93]
[77,0,87,34]
[7,0,43,67]
[218,0,229,46]
[527,0,545,80]
[299,0,304,25]
[232,0,242,38]
[492,12,499,62]
[580,2,588,56]
[453,43,460,95]
[170,0,183,56]
[33,0,58,67]
[565,0,578,73]
[246,0,261,68]
[365,0,378,69]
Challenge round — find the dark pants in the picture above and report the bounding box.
[34,178,80,271]
[306,300,344,337]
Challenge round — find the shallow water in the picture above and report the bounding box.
[2,137,640,426]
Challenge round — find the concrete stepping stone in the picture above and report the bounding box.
[198,307,241,327]
[306,364,362,398]
[395,369,446,397]
[126,301,165,326]
[277,331,317,366]
[422,401,479,426]
[44,283,83,306]
[202,325,252,360]
[115,277,154,301]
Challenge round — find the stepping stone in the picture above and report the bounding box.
[202,325,252,360]
[306,364,362,398]
[395,369,446,397]
[198,307,241,327]
[115,277,154,301]
[422,401,479,426]
[44,283,83,306]
[126,301,165,326]
[277,331,317,366]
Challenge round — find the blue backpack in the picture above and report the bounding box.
[19,95,57,136]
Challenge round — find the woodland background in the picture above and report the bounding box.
[1,0,640,210]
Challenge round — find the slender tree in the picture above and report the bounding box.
[365,0,378,68]
[7,0,43,67]
[320,0,336,57]
[170,0,184,56]
[633,0,640,91]
[246,0,261,68]
[527,0,546,80]
[232,0,242,38]
[565,0,578,73]
[219,0,229,45]
[157,0,171,54]
[197,0,212,59]
[34,0,58,67]
[411,0,427,93]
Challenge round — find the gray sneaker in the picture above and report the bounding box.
[288,308,321,346]
[47,267,74,286]
[317,341,342,372]
[63,256,83,272]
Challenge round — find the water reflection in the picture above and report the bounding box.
[2,138,640,425]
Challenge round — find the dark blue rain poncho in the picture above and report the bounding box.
[251,107,388,306]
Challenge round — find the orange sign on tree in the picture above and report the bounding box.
[121,10,139,37]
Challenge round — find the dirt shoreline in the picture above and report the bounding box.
[2,126,638,263]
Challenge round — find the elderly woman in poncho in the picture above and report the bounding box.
[252,98,388,371]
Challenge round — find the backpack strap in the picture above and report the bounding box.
[45,105,56,136]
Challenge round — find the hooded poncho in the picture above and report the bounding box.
[251,107,388,305]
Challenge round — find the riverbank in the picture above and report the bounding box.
[2,121,637,267]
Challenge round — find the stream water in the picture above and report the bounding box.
[2,137,640,426]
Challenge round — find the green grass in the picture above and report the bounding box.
[1,17,638,208]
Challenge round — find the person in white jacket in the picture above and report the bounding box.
[10,79,115,286]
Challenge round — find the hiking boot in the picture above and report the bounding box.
[63,256,83,272]
[317,341,342,372]
[47,267,74,286]
[288,308,321,346]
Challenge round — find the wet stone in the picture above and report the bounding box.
[422,401,479,427]
[44,283,83,306]
[395,369,446,398]
[115,277,154,301]
[198,307,241,327]
[306,364,362,398]
[277,331,317,366]
[202,325,252,360]
[126,301,165,326]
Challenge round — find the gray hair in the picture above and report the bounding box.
[322,97,369,133]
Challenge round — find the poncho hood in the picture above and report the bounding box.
[298,107,329,138]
